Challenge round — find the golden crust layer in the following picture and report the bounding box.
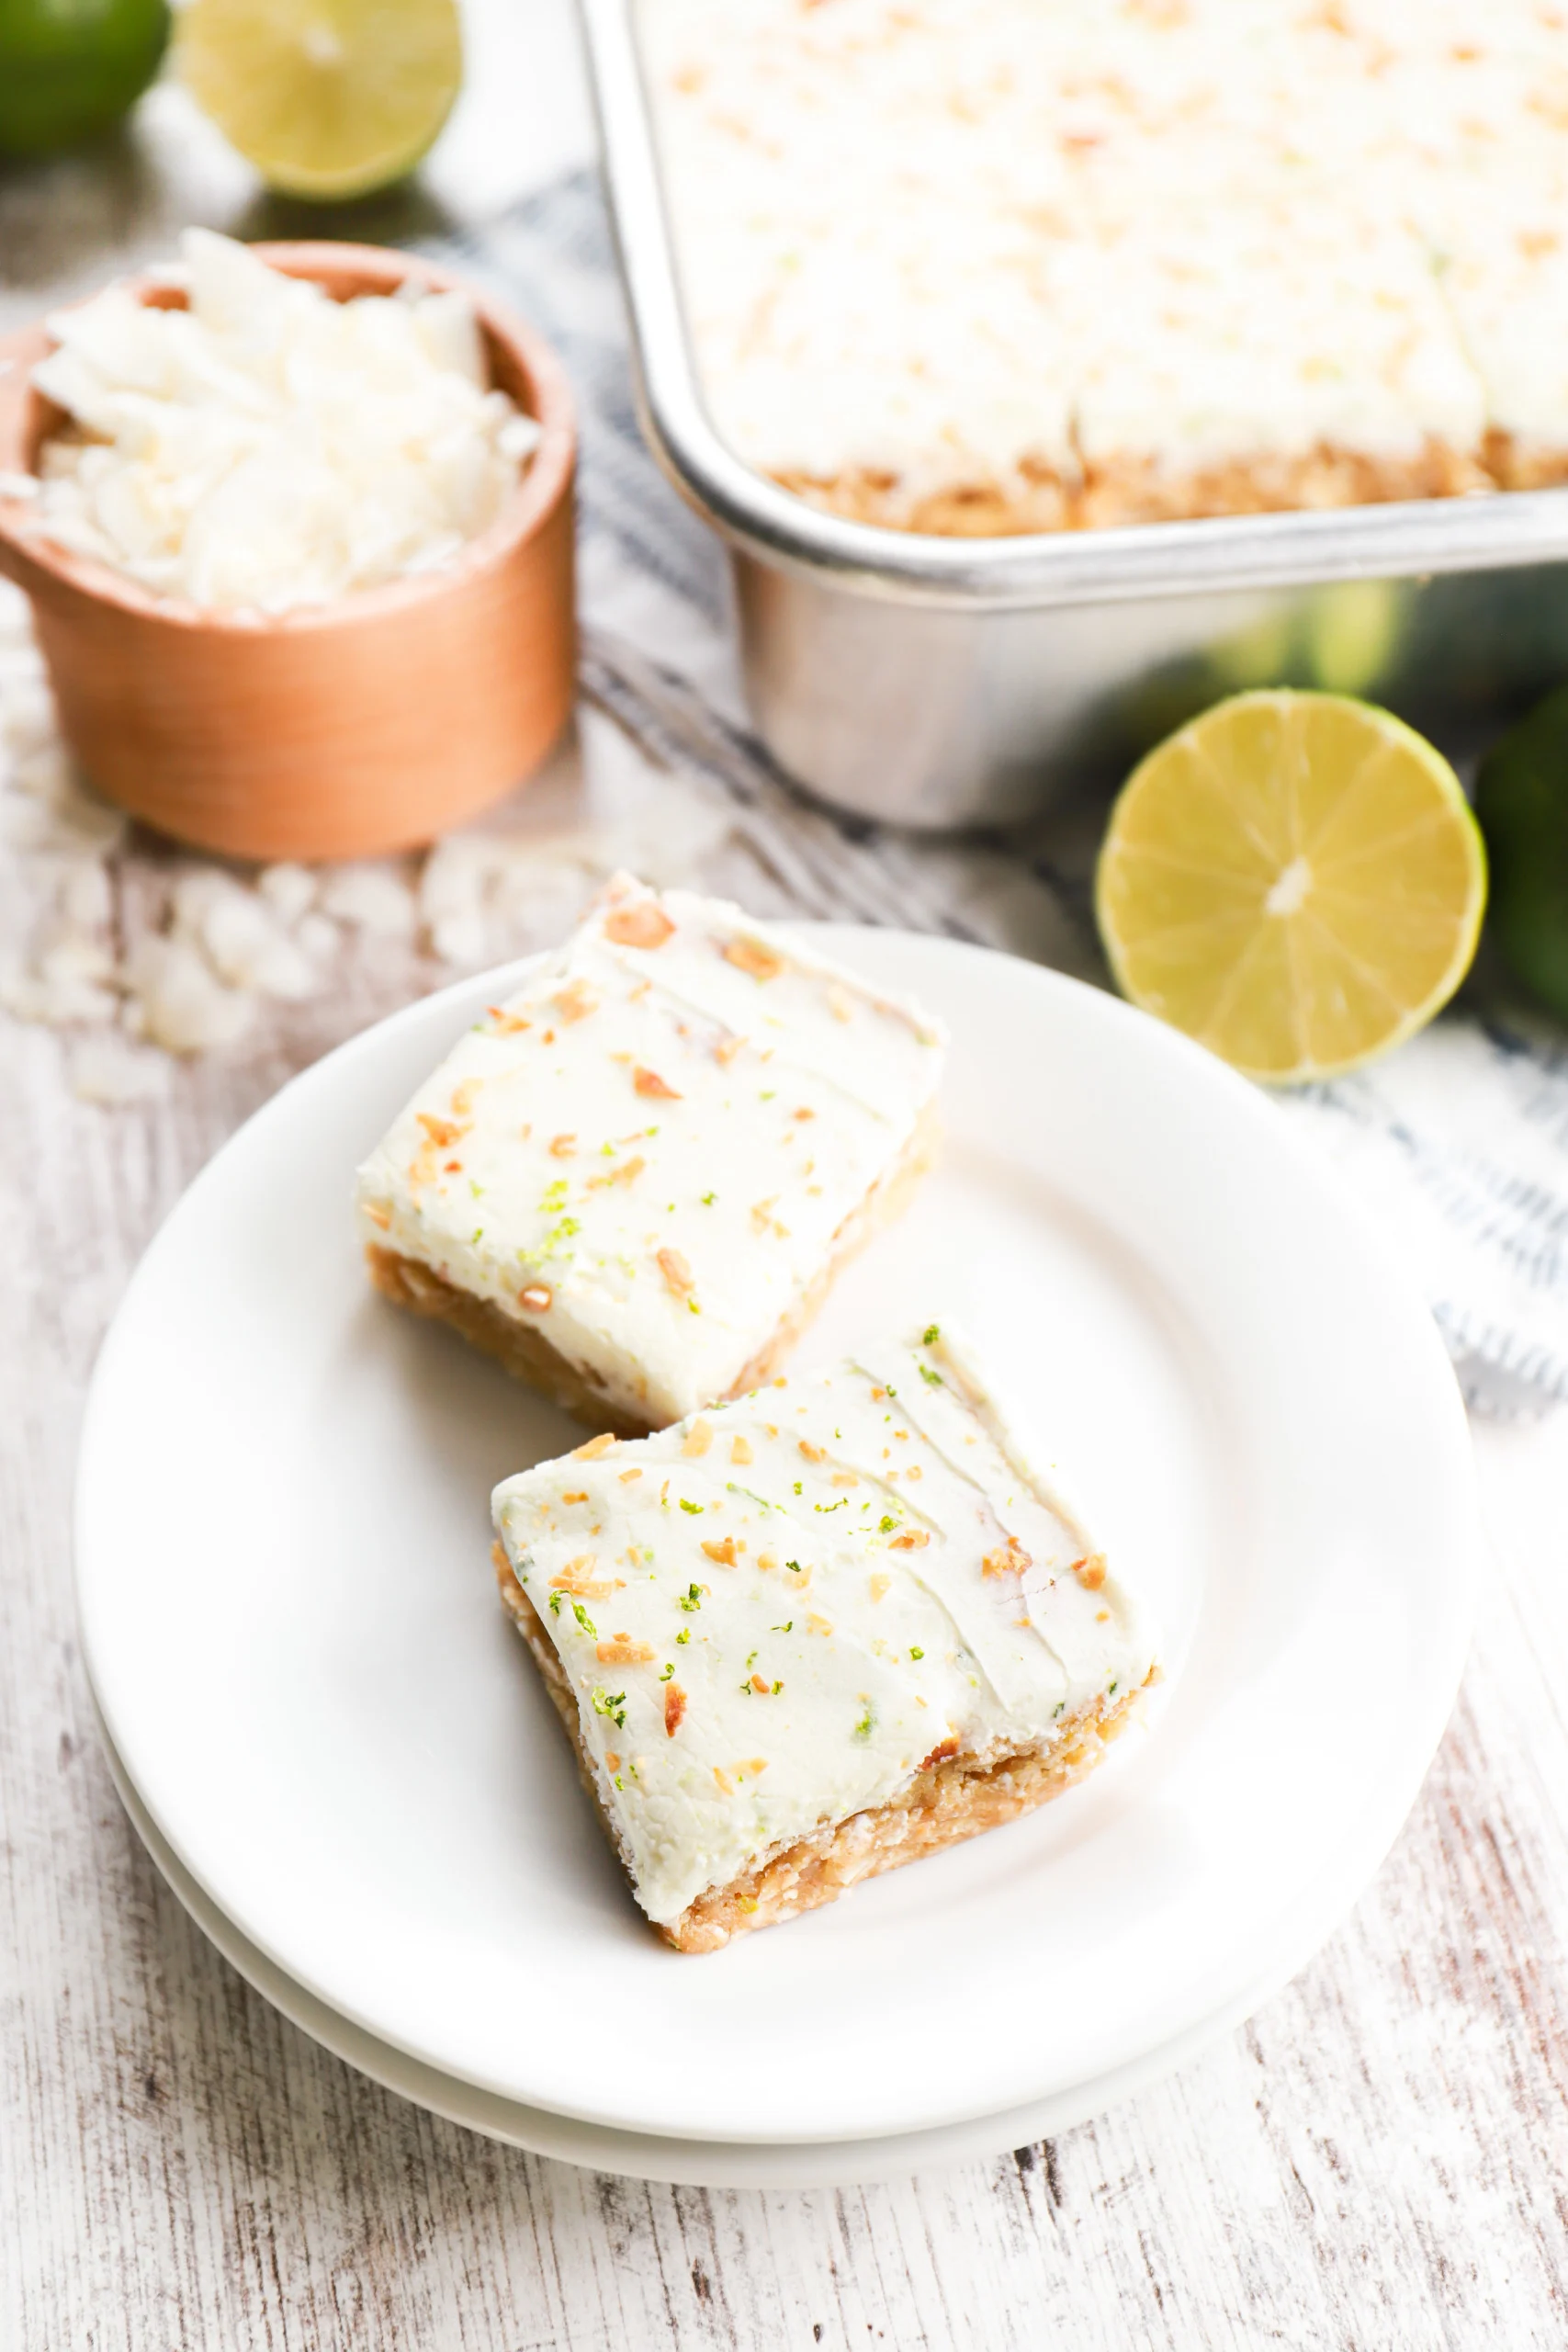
[495,1548,1152,1954]
[775,434,1504,537]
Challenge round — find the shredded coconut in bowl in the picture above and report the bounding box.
[23,229,543,616]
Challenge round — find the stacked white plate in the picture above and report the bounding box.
[76,930,1478,2188]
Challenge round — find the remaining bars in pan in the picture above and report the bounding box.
[491,1327,1161,1951]
[355,875,945,1433]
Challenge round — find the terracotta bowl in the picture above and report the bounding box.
[0,242,576,862]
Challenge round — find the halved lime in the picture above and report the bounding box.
[1096,689,1486,1083]
[176,0,462,200]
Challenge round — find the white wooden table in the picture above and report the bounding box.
[5,14,1568,2344]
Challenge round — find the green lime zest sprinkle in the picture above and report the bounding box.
[679,1498,703,1514]
[771,1622,793,1634]
[470,1180,484,1198]
[547,1591,564,1615]
[922,1324,941,1345]
[879,1515,897,1534]
[1108,1680,1119,1695]
[614,1774,626,1790]
[688,1297,701,1315]
[677,1582,705,1611]
[814,1498,848,1513]
[784,1559,804,1577]
[852,1702,875,1742]
[571,1601,596,1635]
[701,1190,716,1205]
[746,1649,759,1668]
[909,1646,924,1661]
[676,1628,691,1645]
[793,1481,803,1496]
[919,1364,942,1386]
[660,1662,674,1680]
[591,1688,626,1729]
[760,1090,776,1101]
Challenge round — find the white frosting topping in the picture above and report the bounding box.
[355,877,945,1426]
[639,0,1568,495]
[492,1329,1159,1926]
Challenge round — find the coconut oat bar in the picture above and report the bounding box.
[491,1329,1160,1951]
[355,876,944,1432]
[641,0,1568,533]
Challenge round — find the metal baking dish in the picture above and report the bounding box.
[581,0,1568,830]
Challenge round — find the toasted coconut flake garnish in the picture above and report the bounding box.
[712,1764,734,1795]
[518,1283,553,1314]
[702,1537,738,1567]
[618,1468,642,1483]
[756,1550,777,1573]
[682,1419,714,1458]
[562,1489,587,1505]
[750,1196,778,1234]
[889,1530,930,1551]
[830,1472,857,1488]
[869,1573,891,1601]
[548,1133,576,1159]
[551,1556,623,1600]
[362,1200,391,1230]
[634,1067,681,1100]
[450,1079,482,1116]
[604,901,675,950]
[807,1612,833,1636]
[792,1106,816,1122]
[735,1758,768,1779]
[1072,1554,1108,1591]
[596,1634,655,1665]
[664,1683,687,1736]
[587,1153,645,1191]
[729,1435,753,1465]
[981,1536,1033,1579]
[798,1439,826,1463]
[572,1432,619,1460]
[714,1033,745,1066]
[486,1007,531,1035]
[657,1247,694,1296]
[552,980,599,1024]
[491,1540,510,1577]
[922,1736,960,1769]
[826,985,855,1023]
[723,934,785,982]
[416,1114,465,1149]
[750,1674,773,1697]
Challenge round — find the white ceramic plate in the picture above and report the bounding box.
[77,929,1477,2148]
[95,1697,1314,2188]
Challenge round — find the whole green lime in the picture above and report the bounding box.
[0,0,170,158]
[1474,684,1568,1021]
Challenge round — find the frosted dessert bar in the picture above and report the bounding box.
[491,1329,1160,1951]
[639,0,1568,533]
[356,877,944,1432]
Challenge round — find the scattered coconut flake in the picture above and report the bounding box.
[257,862,318,925]
[123,935,254,1055]
[317,863,417,937]
[20,229,544,615]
